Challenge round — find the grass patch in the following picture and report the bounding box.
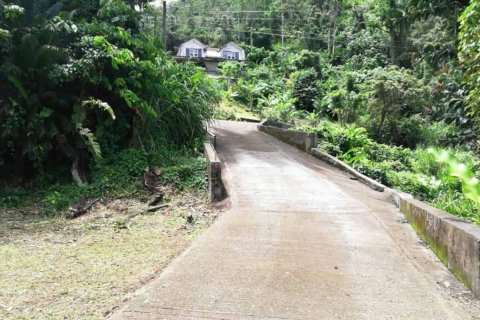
[0,144,218,318]
[214,99,261,121]
[0,192,219,319]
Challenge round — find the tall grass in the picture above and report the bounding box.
[140,60,221,149]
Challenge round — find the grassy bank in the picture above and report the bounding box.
[296,120,480,225]
[0,192,219,319]
[0,145,220,319]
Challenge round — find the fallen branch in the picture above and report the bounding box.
[67,199,99,219]
[125,203,170,221]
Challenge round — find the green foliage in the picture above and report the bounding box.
[411,16,456,70]
[1,147,207,215]
[365,66,426,146]
[0,0,219,185]
[309,120,480,222]
[160,158,207,190]
[291,68,318,112]
[429,149,480,218]
[386,170,441,200]
[353,159,391,185]
[259,92,298,125]
[219,60,244,88]
[316,122,372,157]
[459,0,480,119]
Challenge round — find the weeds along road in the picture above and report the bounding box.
[111,120,480,319]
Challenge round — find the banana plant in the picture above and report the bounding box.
[429,148,480,220]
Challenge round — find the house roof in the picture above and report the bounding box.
[220,42,244,51]
[182,38,208,49]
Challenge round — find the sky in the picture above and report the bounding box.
[151,0,177,7]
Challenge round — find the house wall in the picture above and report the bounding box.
[177,40,205,57]
[220,43,246,60]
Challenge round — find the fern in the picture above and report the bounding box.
[81,98,116,120]
[78,126,102,159]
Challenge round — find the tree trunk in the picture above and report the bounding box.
[376,109,387,141]
[71,158,87,185]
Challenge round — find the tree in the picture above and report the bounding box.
[381,0,411,68]
[291,68,318,112]
[366,66,425,145]
[458,0,480,118]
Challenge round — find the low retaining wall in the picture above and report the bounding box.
[311,148,385,192]
[257,120,317,153]
[257,120,480,298]
[399,196,480,297]
[204,142,225,202]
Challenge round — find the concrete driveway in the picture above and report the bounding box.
[111,120,480,319]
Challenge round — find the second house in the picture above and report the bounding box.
[175,39,246,74]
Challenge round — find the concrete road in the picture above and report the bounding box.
[111,121,480,319]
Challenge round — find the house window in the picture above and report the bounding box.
[188,48,200,57]
[224,51,236,60]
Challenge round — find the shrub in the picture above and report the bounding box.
[385,171,440,201]
[259,92,298,124]
[291,68,319,112]
[0,0,219,185]
[365,66,426,146]
[352,159,391,185]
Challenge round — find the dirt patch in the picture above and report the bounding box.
[0,192,220,319]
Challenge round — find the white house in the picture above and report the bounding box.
[176,39,208,58]
[175,39,246,74]
[219,42,246,61]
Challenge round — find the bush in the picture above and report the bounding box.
[259,92,298,124]
[310,120,480,224]
[352,159,391,185]
[291,68,319,112]
[316,122,372,156]
[0,0,219,185]
[0,146,207,215]
[385,171,440,201]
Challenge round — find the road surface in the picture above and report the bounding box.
[111,120,480,319]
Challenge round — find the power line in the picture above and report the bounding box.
[170,18,412,47]
[173,22,321,37]
[173,10,322,14]
[171,18,322,36]
[180,25,410,49]
[186,25,328,42]
[173,16,321,22]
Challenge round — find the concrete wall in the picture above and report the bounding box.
[257,121,317,153]
[204,142,225,202]
[204,61,220,73]
[399,196,480,297]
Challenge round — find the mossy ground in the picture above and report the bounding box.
[0,192,219,319]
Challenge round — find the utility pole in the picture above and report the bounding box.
[281,0,284,46]
[163,0,167,51]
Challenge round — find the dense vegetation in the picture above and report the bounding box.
[3,0,480,223]
[0,0,219,213]
[167,0,480,223]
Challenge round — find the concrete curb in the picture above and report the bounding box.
[311,148,386,192]
[257,121,480,298]
[204,142,225,202]
[257,120,317,154]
